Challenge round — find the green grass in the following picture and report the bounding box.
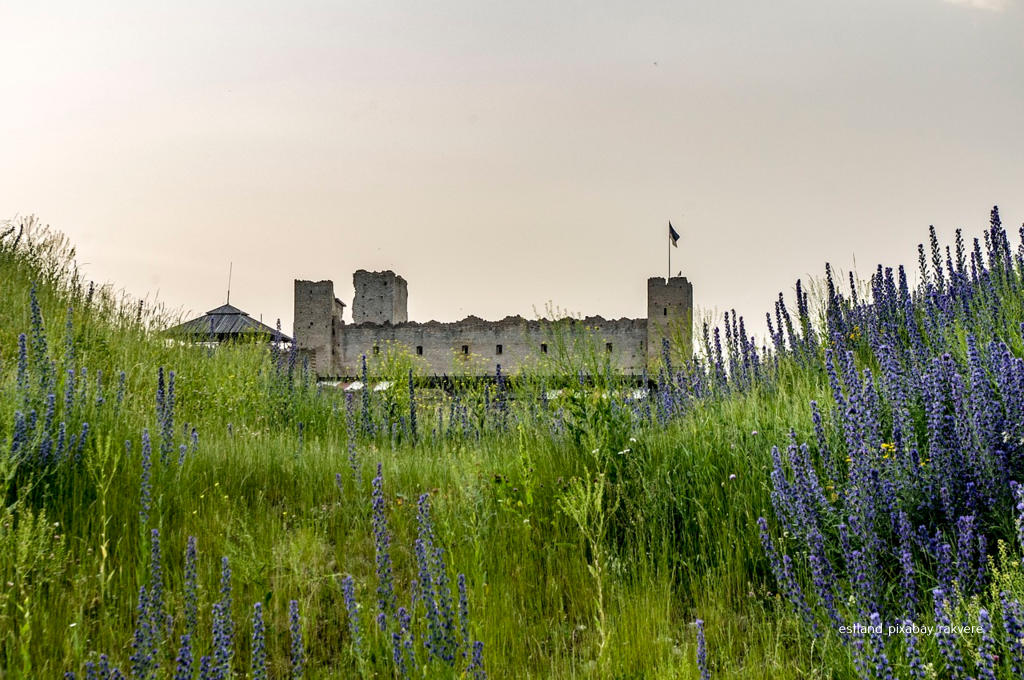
[0,219,868,678]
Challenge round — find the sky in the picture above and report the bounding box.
[2,0,1023,340]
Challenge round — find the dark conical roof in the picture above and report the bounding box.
[205,303,246,315]
[164,302,291,342]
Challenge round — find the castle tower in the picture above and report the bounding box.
[352,270,408,325]
[647,276,693,369]
[294,280,345,375]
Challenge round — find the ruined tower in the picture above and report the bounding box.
[293,280,345,375]
[646,276,693,368]
[351,270,408,325]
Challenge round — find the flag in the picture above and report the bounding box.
[669,222,680,248]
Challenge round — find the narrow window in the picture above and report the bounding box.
[663,308,668,316]
[373,345,380,355]
[606,342,613,353]
[416,345,423,355]
[462,345,469,355]
[496,344,503,355]
[541,343,548,354]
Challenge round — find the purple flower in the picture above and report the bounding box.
[250,603,267,680]
[65,367,76,418]
[16,333,28,396]
[342,575,363,657]
[9,411,27,459]
[977,608,998,680]
[372,464,396,630]
[173,634,193,680]
[1000,591,1024,675]
[467,640,487,680]
[148,529,164,648]
[184,537,198,640]
[115,370,127,409]
[345,393,361,484]
[139,430,152,527]
[129,586,156,678]
[457,573,470,660]
[902,618,926,680]
[868,612,893,680]
[289,599,304,679]
[212,558,234,676]
[933,589,965,679]
[695,619,710,680]
[197,655,212,680]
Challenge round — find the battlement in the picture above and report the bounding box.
[294,271,693,378]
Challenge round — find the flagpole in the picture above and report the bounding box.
[667,222,671,282]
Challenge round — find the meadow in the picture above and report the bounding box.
[3,209,1024,679]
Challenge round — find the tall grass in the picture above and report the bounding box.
[3,209,1024,678]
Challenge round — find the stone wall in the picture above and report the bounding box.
[295,270,693,378]
[336,315,648,377]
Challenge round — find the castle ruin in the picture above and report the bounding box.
[294,271,693,378]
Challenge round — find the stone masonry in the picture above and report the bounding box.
[294,271,692,378]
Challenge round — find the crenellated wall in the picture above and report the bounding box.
[336,315,648,376]
[294,271,692,378]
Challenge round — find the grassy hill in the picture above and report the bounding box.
[3,210,1024,679]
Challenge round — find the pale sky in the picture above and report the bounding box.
[3,1,1022,340]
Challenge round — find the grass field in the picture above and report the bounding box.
[3,210,1024,679]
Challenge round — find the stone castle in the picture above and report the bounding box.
[294,271,693,378]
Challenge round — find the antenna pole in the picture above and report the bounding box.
[227,262,233,304]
